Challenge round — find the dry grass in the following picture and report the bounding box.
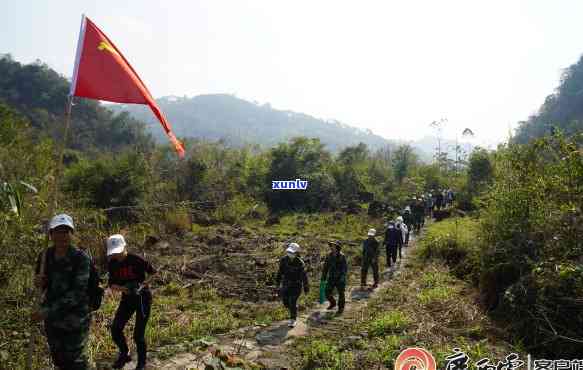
[294,250,526,369]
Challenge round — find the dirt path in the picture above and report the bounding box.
[120,232,421,369]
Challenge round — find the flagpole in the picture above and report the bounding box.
[26,95,74,370]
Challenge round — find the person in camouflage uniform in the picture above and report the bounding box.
[361,229,380,289]
[322,241,348,315]
[33,214,91,370]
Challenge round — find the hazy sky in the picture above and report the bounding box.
[3,1,583,148]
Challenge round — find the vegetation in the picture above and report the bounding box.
[293,257,523,370]
[6,48,583,368]
[514,54,583,143]
[110,94,396,153]
[0,54,153,153]
[418,132,583,358]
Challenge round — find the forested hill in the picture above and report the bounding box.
[514,54,583,143]
[0,54,152,153]
[109,94,395,152]
[0,53,394,153]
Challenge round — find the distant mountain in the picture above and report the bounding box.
[409,136,475,163]
[108,94,395,152]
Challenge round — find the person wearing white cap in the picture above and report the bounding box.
[32,213,93,370]
[403,207,413,243]
[106,234,157,370]
[361,229,380,289]
[395,216,408,259]
[275,242,309,327]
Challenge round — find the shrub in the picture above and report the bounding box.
[367,311,411,338]
[64,151,148,209]
[164,208,191,235]
[479,133,583,357]
[417,217,481,284]
[297,339,354,370]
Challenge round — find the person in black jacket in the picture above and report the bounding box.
[276,243,309,327]
[106,234,157,370]
[383,221,402,269]
[361,229,380,289]
[321,241,348,315]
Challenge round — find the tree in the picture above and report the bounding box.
[430,118,448,172]
[467,147,493,190]
[266,137,338,211]
[0,56,153,153]
[64,152,148,208]
[392,144,417,184]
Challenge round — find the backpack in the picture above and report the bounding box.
[70,249,104,312]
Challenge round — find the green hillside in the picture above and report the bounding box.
[110,94,395,152]
[0,54,152,154]
[514,54,583,143]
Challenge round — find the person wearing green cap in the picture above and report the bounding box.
[321,241,348,315]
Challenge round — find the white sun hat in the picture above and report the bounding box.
[106,234,127,256]
[49,214,75,231]
[286,242,300,254]
[368,228,376,236]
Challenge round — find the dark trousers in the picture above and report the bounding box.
[281,286,301,319]
[111,290,152,366]
[361,256,379,285]
[414,216,423,232]
[325,280,346,311]
[45,322,90,370]
[386,245,398,267]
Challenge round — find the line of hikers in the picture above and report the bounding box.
[33,214,156,370]
[275,213,413,328]
[405,188,455,233]
[33,201,435,369]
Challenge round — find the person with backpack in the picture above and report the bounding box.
[275,243,309,327]
[361,229,380,289]
[106,234,157,370]
[425,193,434,219]
[396,216,409,253]
[33,214,94,370]
[321,241,348,315]
[384,221,402,268]
[403,207,413,243]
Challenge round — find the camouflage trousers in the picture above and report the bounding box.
[44,322,90,370]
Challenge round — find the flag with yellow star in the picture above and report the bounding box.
[70,15,185,157]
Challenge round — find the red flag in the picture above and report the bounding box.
[70,15,185,157]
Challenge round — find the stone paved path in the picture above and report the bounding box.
[116,232,421,370]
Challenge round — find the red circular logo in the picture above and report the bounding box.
[395,347,436,370]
